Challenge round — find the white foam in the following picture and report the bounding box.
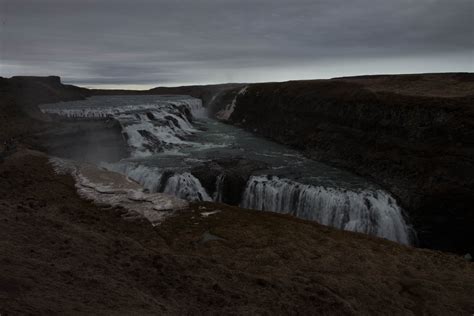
[103,162,212,202]
[163,172,212,202]
[216,86,248,120]
[240,175,412,244]
[41,97,204,157]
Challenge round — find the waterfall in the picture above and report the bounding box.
[163,173,212,202]
[215,86,248,120]
[102,162,162,193]
[40,96,203,157]
[102,162,211,202]
[118,108,196,157]
[213,174,226,202]
[241,176,411,244]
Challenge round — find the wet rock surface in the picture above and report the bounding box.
[191,158,268,205]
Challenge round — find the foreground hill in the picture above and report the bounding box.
[1,150,473,315]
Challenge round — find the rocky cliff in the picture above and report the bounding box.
[219,73,474,254]
[0,76,90,140]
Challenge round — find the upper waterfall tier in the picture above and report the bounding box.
[40,95,203,119]
[40,95,204,157]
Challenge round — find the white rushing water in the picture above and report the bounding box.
[215,86,248,120]
[103,162,211,202]
[213,174,226,203]
[41,96,203,157]
[241,176,411,244]
[41,95,413,244]
[163,172,212,202]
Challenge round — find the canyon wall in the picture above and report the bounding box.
[219,73,474,253]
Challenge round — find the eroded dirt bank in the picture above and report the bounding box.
[220,73,474,254]
[1,151,473,315]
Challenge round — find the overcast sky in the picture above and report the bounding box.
[1,0,473,88]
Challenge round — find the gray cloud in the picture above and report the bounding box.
[1,0,473,87]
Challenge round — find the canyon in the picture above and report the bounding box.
[1,74,473,314]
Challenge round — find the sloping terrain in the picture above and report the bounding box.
[0,150,473,315]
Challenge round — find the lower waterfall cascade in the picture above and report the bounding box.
[240,176,411,244]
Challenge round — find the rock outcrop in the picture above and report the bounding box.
[191,158,268,205]
[1,76,90,119]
